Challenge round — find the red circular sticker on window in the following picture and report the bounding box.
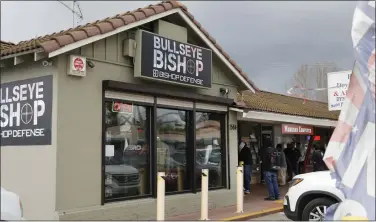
[73,57,84,71]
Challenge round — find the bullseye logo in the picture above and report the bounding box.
[186,59,196,75]
[0,75,53,146]
[21,103,33,124]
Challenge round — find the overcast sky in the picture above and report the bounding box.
[1,1,357,93]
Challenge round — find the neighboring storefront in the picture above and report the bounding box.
[237,91,339,183]
[0,2,258,220]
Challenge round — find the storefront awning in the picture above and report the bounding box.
[240,110,337,127]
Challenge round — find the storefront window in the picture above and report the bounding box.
[156,108,191,192]
[102,100,229,201]
[104,101,151,202]
[195,112,226,189]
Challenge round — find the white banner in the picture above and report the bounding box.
[327,70,351,111]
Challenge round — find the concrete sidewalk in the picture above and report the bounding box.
[166,184,287,221]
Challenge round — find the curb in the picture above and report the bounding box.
[221,200,284,221]
[221,206,283,221]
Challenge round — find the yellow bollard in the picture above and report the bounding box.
[236,166,244,213]
[156,172,166,221]
[200,169,209,220]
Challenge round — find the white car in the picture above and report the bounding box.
[1,187,24,220]
[284,171,345,221]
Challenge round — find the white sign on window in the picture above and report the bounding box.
[327,70,352,111]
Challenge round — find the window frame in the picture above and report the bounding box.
[102,98,153,203]
[155,106,194,196]
[101,97,229,204]
[194,109,228,192]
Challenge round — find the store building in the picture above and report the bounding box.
[0,1,258,220]
[236,90,339,183]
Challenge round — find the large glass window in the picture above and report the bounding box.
[156,108,191,193]
[104,101,151,202]
[195,112,226,189]
[103,99,229,202]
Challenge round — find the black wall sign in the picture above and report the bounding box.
[0,75,53,146]
[139,31,212,88]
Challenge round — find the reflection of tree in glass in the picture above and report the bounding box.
[196,112,209,123]
[157,110,186,133]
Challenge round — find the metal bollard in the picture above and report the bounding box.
[236,166,244,213]
[156,172,166,221]
[200,169,209,220]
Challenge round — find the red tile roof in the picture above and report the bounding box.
[238,90,340,120]
[0,1,258,91]
[0,40,15,51]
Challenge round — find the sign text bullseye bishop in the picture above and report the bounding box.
[0,75,53,146]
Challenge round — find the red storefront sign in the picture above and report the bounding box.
[112,102,133,113]
[281,124,314,135]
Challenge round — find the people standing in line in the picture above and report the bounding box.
[276,144,287,186]
[261,138,281,201]
[239,141,253,194]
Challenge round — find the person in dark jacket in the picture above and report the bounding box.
[261,138,280,200]
[239,141,253,194]
[291,142,301,175]
[284,143,293,182]
[312,144,328,171]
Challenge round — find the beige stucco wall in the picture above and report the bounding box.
[54,21,242,219]
[0,18,245,220]
[0,60,59,220]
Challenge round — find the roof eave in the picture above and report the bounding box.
[45,8,257,92]
[0,48,47,68]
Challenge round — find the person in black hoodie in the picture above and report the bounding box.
[284,143,293,182]
[261,138,280,200]
[312,144,328,171]
[239,141,253,194]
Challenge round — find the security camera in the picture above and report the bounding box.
[87,60,95,68]
[220,88,230,95]
[42,60,52,67]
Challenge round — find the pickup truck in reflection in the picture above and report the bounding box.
[105,159,141,198]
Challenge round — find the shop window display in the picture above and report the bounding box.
[104,101,151,202]
[195,112,226,189]
[103,101,229,201]
[156,108,191,192]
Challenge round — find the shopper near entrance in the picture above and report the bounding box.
[261,138,281,201]
[312,144,328,172]
[276,144,287,186]
[284,143,293,182]
[239,141,252,194]
[284,142,301,180]
[297,142,306,174]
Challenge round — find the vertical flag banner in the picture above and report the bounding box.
[323,0,375,220]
